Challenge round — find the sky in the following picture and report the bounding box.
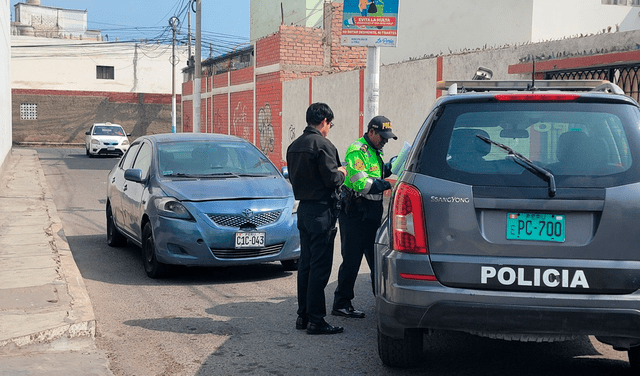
[10,0,251,57]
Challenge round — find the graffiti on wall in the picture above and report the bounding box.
[258,103,275,154]
[232,102,251,141]
[289,124,296,142]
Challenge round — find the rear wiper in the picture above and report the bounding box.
[476,135,556,198]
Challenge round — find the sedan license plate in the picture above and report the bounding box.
[107,146,115,151]
[506,213,565,242]
[235,232,265,248]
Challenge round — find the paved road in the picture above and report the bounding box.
[35,147,635,376]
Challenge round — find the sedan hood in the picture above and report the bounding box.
[159,176,292,201]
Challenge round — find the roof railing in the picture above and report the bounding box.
[437,80,625,94]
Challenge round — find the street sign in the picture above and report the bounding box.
[341,0,399,47]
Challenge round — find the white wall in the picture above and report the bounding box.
[251,0,325,43]
[1,0,11,175]
[532,0,640,41]
[11,36,189,94]
[338,0,640,65]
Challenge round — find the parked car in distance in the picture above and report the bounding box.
[85,122,130,157]
[375,78,640,369]
[106,133,300,278]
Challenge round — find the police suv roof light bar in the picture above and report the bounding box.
[437,80,624,94]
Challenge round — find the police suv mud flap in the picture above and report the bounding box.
[430,255,640,294]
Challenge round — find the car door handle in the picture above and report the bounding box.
[123,184,128,191]
[112,177,116,183]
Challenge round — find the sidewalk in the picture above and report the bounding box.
[0,148,113,375]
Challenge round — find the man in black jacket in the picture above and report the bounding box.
[286,103,346,335]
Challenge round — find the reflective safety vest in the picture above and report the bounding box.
[343,136,385,201]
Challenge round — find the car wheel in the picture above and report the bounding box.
[106,204,127,247]
[629,346,640,371]
[86,147,89,156]
[377,327,424,368]
[281,258,299,271]
[142,222,169,279]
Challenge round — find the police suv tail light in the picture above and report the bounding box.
[392,183,428,254]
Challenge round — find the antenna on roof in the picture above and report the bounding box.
[530,59,537,91]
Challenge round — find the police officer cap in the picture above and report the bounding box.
[368,116,397,140]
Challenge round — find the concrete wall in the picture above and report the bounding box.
[12,36,189,95]
[1,0,11,177]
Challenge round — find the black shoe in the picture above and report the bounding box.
[331,306,365,318]
[307,320,344,335]
[296,316,308,330]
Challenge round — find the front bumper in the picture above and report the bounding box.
[91,145,128,156]
[151,214,300,267]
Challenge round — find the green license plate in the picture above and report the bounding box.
[506,213,565,242]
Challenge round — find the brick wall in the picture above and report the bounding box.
[256,72,283,164]
[230,67,254,86]
[12,89,179,144]
[212,94,228,134]
[256,33,281,68]
[280,26,325,67]
[230,91,254,142]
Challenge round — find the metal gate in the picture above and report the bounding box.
[546,65,640,101]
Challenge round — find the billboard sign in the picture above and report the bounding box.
[341,0,399,47]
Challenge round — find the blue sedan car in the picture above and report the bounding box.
[106,133,300,278]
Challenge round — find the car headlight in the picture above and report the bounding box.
[155,197,195,220]
[122,140,130,146]
[292,199,299,214]
[91,139,100,145]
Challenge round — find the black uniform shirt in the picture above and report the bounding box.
[286,126,345,201]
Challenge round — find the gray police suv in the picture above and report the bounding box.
[375,79,640,368]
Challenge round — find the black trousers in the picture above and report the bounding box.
[296,201,338,324]
[333,198,383,310]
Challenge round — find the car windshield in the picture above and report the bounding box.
[418,101,640,188]
[94,126,125,136]
[157,141,279,177]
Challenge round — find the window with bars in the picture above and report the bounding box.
[96,65,115,80]
[20,103,37,120]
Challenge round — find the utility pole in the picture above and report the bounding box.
[187,4,192,59]
[193,0,201,133]
[169,16,179,133]
[364,46,380,125]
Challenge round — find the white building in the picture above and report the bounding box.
[12,36,188,94]
[250,0,640,65]
[12,0,101,40]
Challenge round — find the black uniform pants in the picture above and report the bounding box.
[333,198,383,310]
[296,201,338,324]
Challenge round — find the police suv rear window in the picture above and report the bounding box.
[417,101,640,188]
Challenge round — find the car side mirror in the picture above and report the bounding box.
[281,166,289,179]
[85,131,90,135]
[127,133,132,137]
[124,168,144,183]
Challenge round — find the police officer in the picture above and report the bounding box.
[332,115,396,318]
[287,103,347,335]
